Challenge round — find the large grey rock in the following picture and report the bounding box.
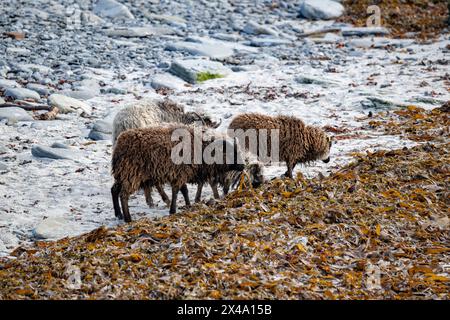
[166,37,257,59]
[105,26,173,37]
[93,119,113,134]
[0,107,34,123]
[31,145,79,160]
[0,143,9,154]
[60,89,97,101]
[295,75,340,87]
[250,37,292,47]
[151,73,188,91]
[5,87,40,101]
[166,41,234,59]
[6,47,31,56]
[0,162,8,172]
[88,130,111,141]
[48,94,92,114]
[0,79,19,90]
[211,33,244,42]
[88,113,117,141]
[169,59,232,84]
[93,0,134,20]
[145,13,187,28]
[26,83,51,96]
[81,11,105,25]
[242,21,279,36]
[341,27,390,37]
[21,64,52,75]
[33,217,71,239]
[299,0,344,20]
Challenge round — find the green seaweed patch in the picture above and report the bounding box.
[196,72,225,83]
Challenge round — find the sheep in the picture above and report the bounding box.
[111,98,220,207]
[112,98,220,145]
[194,159,264,203]
[111,125,244,222]
[228,113,332,178]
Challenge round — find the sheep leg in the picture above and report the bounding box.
[111,182,123,220]
[156,184,171,207]
[181,184,191,207]
[120,192,132,223]
[285,162,295,179]
[210,181,221,199]
[143,183,154,208]
[195,183,203,203]
[169,186,179,214]
[223,182,230,196]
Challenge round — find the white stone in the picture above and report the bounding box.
[48,94,92,114]
[242,21,279,36]
[151,73,188,91]
[5,87,40,101]
[33,217,71,239]
[0,79,19,90]
[31,145,79,160]
[0,107,34,123]
[169,59,232,84]
[105,26,173,37]
[299,0,345,20]
[6,47,31,56]
[93,0,134,20]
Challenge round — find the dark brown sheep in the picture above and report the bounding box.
[111,125,244,222]
[228,113,332,178]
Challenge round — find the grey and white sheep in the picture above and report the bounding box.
[228,113,332,178]
[111,125,244,222]
[112,98,220,207]
[112,98,220,145]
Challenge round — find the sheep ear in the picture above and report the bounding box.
[212,118,222,128]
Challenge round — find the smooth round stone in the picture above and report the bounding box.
[31,145,79,160]
[32,217,71,239]
[4,87,40,101]
[0,107,34,123]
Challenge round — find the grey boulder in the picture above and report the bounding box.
[4,87,40,101]
[169,59,231,84]
[299,0,345,20]
[0,107,34,123]
[31,145,79,160]
[93,0,135,20]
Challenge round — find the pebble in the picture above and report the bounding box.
[0,107,34,123]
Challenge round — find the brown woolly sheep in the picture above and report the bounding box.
[112,98,221,207]
[195,162,264,203]
[111,125,244,222]
[228,113,332,178]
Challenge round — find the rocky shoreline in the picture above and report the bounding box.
[0,0,449,287]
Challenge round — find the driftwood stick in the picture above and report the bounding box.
[297,27,342,38]
[0,103,52,111]
[35,106,59,120]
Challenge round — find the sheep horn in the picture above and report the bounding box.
[212,118,222,128]
[193,112,206,126]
